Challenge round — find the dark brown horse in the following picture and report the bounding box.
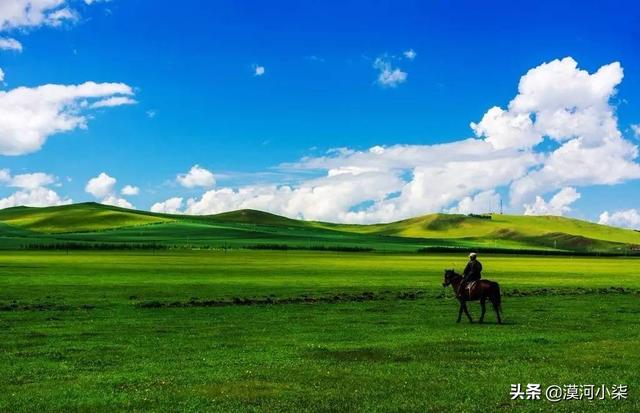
[442,269,502,324]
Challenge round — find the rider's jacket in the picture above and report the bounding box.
[463,259,482,282]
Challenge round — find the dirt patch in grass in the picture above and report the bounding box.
[3,287,635,312]
[134,287,639,309]
[135,290,427,309]
[503,286,637,297]
[0,302,95,312]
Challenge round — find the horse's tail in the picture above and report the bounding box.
[493,282,502,313]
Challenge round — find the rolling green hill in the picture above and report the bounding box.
[319,212,640,246]
[0,203,171,233]
[0,202,638,254]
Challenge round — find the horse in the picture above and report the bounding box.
[442,269,502,324]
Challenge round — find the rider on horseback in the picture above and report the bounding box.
[458,252,482,298]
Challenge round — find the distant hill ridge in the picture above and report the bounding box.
[0,202,638,254]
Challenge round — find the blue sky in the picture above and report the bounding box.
[0,0,639,226]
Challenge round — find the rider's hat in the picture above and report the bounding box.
[469,252,477,258]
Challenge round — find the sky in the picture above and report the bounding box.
[1,0,640,228]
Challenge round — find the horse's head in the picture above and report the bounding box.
[442,269,457,287]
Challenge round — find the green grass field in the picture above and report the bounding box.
[1,250,638,412]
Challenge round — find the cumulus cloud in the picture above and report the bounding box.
[0,68,4,83]
[151,197,183,214]
[0,168,70,208]
[176,165,215,188]
[274,140,538,222]
[447,190,501,215]
[470,106,540,150]
[523,187,581,216]
[151,57,640,223]
[0,169,56,189]
[632,124,640,138]
[0,81,135,155]
[0,37,22,52]
[7,172,55,189]
[85,172,116,198]
[121,185,139,196]
[85,172,134,208]
[183,168,402,222]
[254,65,265,76]
[0,187,71,209]
[373,56,407,88]
[469,57,640,208]
[599,209,640,230]
[100,194,133,209]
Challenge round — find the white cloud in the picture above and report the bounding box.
[447,190,501,215]
[0,168,70,208]
[472,57,626,154]
[632,124,640,138]
[152,57,640,224]
[599,209,640,230]
[151,197,183,214]
[85,172,116,198]
[278,140,537,222]
[177,165,215,188]
[0,1,78,30]
[0,81,135,155]
[0,37,22,52]
[254,65,265,76]
[85,172,135,209]
[121,185,139,196]
[0,169,57,189]
[90,96,137,108]
[0,187,71,209]
[403,49,416,60]
[469,57,640,208]
[470,106,540,150]
[146,109,156,118]
[523,187,581,216]
[8,172,55,189]
[0,1,109,54]
[100,194,133,209]
[374,57,407,88]
[0,5,131,157]
[184,168,403,222]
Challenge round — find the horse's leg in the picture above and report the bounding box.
[462,301,473,323]
[457,300,463,323]
[479,296,486,324]
[491,295,502,324]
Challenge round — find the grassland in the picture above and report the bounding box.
[1,250,639,412]
[1,204,639,411]
[1,202,639,254]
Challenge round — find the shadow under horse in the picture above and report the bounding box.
[442,269,502,324]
